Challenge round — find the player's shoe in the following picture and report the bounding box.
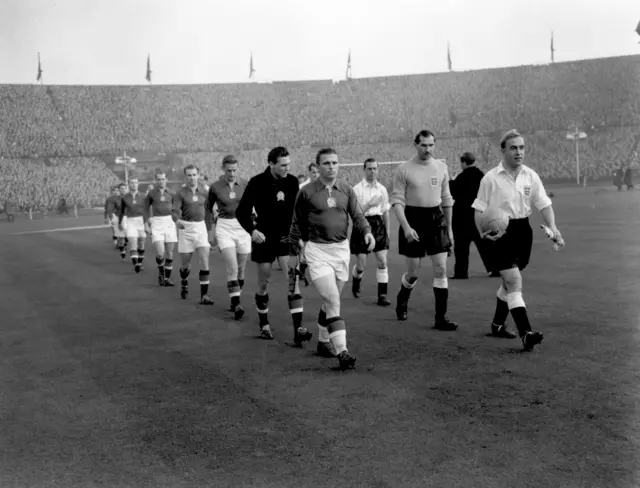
[199,295,214,305]
[337,350,356,370]
[351,277,362,298]
[180,288,188,300]
[434,318,458,331]
[316,341,335,358]
[491,322,516,339]
[396,296,408,321]
[163,279,175,287]
[259,326,274,340]
[377,295,391,307]
[522,331,544,351]
[134,264,142,274]
[158,275,165,286]
[293,327,313,347]
[233,305,245,320]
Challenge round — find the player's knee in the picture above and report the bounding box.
[502,270,522,293]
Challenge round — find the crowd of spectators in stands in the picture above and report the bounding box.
[1,55,639,211]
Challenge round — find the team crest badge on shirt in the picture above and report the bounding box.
[327,197,336,208]
[524,185,531,197]
[276,191,285,201]
[132,199,137,204]
[192,195,198,202]
[160,195,165,202]
[430,177,439,187]
[229,191,236,200]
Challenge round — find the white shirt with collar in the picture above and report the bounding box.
[472,162,552,219]
[353,178,390,217]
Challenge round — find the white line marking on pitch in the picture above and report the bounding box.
[10,225,110,235]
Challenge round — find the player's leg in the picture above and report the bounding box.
[136,234,146,273]
[221,245,242,315]
[179,252,193,299]
[113,217,126,259]
[351,253,367,298]
[195,244,213,305]
[163,220,178,286]
[373,250,390,306]
[255,261,274,339]
[236,251,248,293]
[125,219,139,272]
[152,238,166,285]
[279,253,311,346]
[452,221,471,279]
[429,252,457,330]
[396,207,426,320]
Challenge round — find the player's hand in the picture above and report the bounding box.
[364,233,376,252]
[447,227,454,247]
[403,226,420,242]
[481,229,505,241]
[144,224,152,236]
[177,221,186,230]
[119,223,125,231]
[252,229,266,244]
[541,225,565,251]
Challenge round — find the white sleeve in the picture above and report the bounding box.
[471,174,490,212]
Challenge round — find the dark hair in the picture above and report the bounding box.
[155,170,166,179]
[363,158,377,169]
[118,183,127,188]
[315,148,337,165]
[268,147,290,165]
[460,152,476,165]
[500,129,522,149]
[297,173,305,180]
[222,154,238,167]
[307,162,318,172]
[414,130,436,144]
[183,164,199,175]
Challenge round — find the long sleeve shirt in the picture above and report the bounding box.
[119,192,146,223]
[172,185,208,223]
[450,165,485,215]
[206,178,247,220]
[145,188,174,219]
[104,195,122,218]
[236,167,299,238]
[390,157,453,209]
[352,179,390,217]
[472,162,552,219]
[289,179,371,251]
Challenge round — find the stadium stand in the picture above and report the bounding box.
[1,54,640,209]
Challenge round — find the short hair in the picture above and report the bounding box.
[460,152,476,165]
[307,162,318,172]
[222,154,238,167]
[129,177,138,182]
[315,148,337,165]
[183,164,199,175]
[297,173,306,180]
[414,130,436,144]
[155,170,166,179]
[500,129,522,149]
[268,147,290,165]
[203,175,209,182]
[118,182,126,188]
[363,157,377,169]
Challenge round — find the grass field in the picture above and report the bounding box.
[1,183,639,488]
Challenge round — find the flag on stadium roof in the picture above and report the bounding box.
[145,54,152,83]
[447,42,452,71]
[636,20,640,39]
[550,31,555,63]
[36,53,43,83]
[249,53,255,79]
[346,50,352,80]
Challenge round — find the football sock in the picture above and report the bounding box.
[326,316,347,355]
[179,267,190,291]
[164,258,173,279]
[507,292,532,337]
[137,249,145,265]
[376,267,389,296]
[156,256,165,277]
[493,285,510,326]
[199,270,210,297]
[317,307,329,343]
[228,280,241,308]
[398,273,418,302]
[256,293,269,327]
[433,277,448,321]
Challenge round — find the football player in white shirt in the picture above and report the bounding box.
[299,162,319,188]
[350,158,391,306]
[472,129,565,351]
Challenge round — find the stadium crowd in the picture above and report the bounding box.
[1,54,639,210]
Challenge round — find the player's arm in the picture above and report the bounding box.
[171,190,182,223]
[205,186,217,232]
[441,168,454,233]
[381,187,391,237]
[104,198,110,219]
[348,187,372,236]
[118,197,126,224]
[236,178,256,235]
[390,166,411,230]
[289,190,307,254]
[143,193,152,224]
[472,176,490,235]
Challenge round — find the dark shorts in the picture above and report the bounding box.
[487,218,533,271]
[251,236,292,263]
[350,215,390,255]
[398,206,451,258]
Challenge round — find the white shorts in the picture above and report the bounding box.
[178,220,210,254]
[123,216,146,240]
[215,218,251,254]
[150,215,178,244]
[304,240,350,282]
[110,215,125,238]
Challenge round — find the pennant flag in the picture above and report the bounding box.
[550,31,555,63]
[36,52,43,82]
[447,42,452,71]
[146,54,152,83]
[346,49,352,80]
[636,20,640,39]
[249,53,255,79]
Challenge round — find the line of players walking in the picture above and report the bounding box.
[104,129,565,371]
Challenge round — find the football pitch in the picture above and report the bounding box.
[1,184,639,488]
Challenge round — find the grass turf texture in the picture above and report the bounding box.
[1,183,639,488]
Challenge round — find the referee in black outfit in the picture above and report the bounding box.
[449,152,495,279]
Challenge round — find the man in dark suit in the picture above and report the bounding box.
[449,152,495,278]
